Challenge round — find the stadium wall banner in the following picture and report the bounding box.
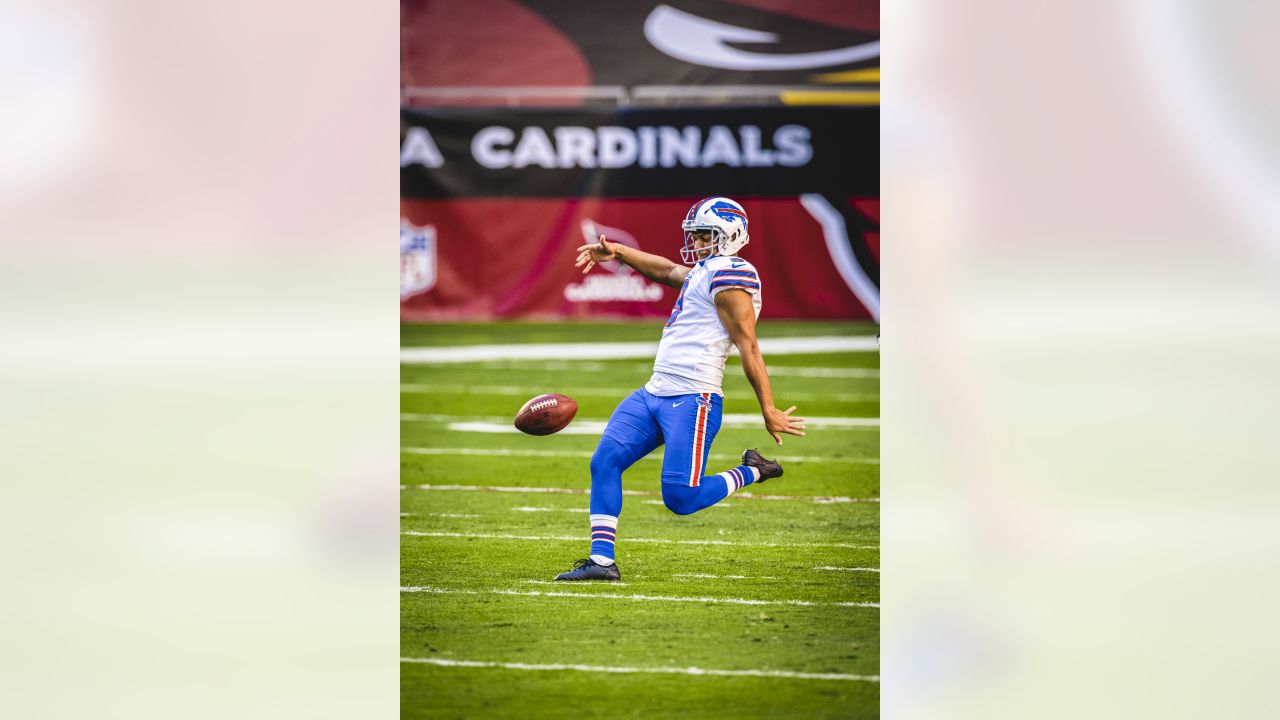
[402,1,878,103]
[400,106,879,321]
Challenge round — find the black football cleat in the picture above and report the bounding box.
[742,448,784,483]
[554,558,621,581]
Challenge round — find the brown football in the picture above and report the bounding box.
[514,393,578,436]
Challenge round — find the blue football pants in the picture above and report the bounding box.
[589,387,733,518]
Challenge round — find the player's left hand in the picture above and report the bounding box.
[764,405,805,446]
[574,235,619,274]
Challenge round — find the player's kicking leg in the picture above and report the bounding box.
[654,393,784,515]
[554,389,661,581]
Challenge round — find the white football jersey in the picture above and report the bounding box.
[645,254,762,397]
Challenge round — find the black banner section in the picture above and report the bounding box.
[400,106,878,199]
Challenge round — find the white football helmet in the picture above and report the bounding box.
[680,197,749,265]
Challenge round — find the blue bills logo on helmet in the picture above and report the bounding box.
[680,196,751,265]
[708,201,748,230]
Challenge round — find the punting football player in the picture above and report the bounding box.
[554,197,806,581]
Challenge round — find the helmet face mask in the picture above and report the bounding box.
[680,229,720,264]
[679,197,750,265]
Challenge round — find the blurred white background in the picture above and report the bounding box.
[0,0,1276,716]
[883,0,1280,717]
[0,1,398,717]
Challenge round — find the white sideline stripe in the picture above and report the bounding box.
[402,384,878,402]
[401,531,878,550]
[400,336,879,364]
[404,484,880,504]
[407,361,880,379]
[402,447,879,465]
[815,566,881,573]
[399,585,879,608]
[511,506,590,513]
[674,573,778,580]
[399,657,878,682]
[402,413,880,429]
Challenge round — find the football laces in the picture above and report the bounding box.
[528,398,558,412]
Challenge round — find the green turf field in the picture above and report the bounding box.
[402,320,880,719]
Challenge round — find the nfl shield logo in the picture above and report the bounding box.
[400,220,437,299]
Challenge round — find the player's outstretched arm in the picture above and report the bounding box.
[575,235,689,288]
[714,290,806,445]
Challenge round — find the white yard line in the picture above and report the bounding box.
[739,492,878,504]
[510,506,590,513]
[673,573,779,580]
[643,500,731,507]
[403,484,879,504]
[404,447,595,458]
[442,421,880,437]
[447,421,607,436]
[402,412,512,424]
[400,585,878,608]
[406,361,879,379]
[400,336,879,364]
[524,579,628,586]
[814,566,881,573]
[402,447,879,465]
[401,384,878,402]
[761,366,879,379]
[399,657,878,682]
[402,413,880,429]
[401,531,878,550]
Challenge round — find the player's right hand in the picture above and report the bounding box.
[764,405,806,446]
[575,234,618,274]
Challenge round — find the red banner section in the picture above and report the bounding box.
[400,198,874,321]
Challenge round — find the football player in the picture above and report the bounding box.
[555,197,805,581]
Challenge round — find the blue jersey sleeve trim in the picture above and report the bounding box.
[709,280,761,291]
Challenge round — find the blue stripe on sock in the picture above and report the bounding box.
[591,525,616,560]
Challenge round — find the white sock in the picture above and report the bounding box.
[590,554,615,566]
[720,466,761,497]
